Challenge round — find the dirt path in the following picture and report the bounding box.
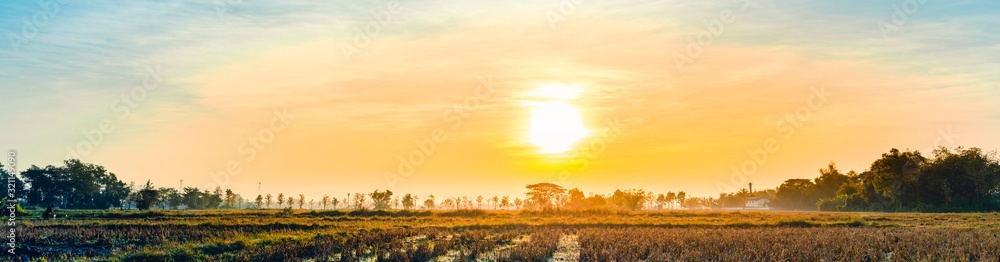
[550,234,580,262]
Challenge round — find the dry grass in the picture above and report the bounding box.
[18,209,1000,261]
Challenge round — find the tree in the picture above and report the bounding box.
[500,196,510,210]
[208,187,224,209]
[224,189,236,209]
[255,195,264,209]
[567,188,586,209]
[813,162,850,200]
[776,179,816,210]
[322,195,330,209]
[277,193,285,208]
[369,190,393,210]
[868,148,926,209]
[181,187,202,209]
[164,188,182,209]
[610,189,648,211]
[0,163,25,201]
[134,180,160,210]
[655,194,666,209]
[265,194,273,209]
[424,195,435,209]
[665,192,677,209]
[298,194,306,209]
[20,159,130,209]
[514,198,522,210]
[913,147,1000,211]
[402,194,415,210]
[524,183,566,210]
[476,195,484,210]
[676,192,686,209]
[353,193,367,209]
[309,199,315,209]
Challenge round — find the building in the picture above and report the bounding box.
[745,197,770,209]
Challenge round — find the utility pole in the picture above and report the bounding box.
[180,180,183,190]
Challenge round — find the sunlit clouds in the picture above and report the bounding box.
[1,1,999,198]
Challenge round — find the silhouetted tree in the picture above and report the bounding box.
[402,194,415,210]
[776,179,815,210]
[524,183,566,210]
[353,193,366,209]
[21,159,130,209]
[134,180,160,210]
[277,193,285,208]
[369,190,393,210]
[424,195,435,209]
[298,194,306,209]
[610,189,647,211]
[677,192,686,209]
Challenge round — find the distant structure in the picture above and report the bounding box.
[744,183,769,210]
[745,197,770,209]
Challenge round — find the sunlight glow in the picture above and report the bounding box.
[527,84,590,154]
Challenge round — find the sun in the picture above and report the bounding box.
[527,84,590,154]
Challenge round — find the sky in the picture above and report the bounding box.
[2,0,999,200]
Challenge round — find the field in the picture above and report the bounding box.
[17,209,1000,261]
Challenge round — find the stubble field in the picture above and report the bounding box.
[16,209,1000,261]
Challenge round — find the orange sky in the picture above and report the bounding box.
[3,1,1000,200]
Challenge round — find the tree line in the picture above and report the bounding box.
[775,147,1000,212]
[2,147,997,212]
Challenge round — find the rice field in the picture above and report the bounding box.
[16,210,1000,261]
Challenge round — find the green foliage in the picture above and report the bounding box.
[776,179,816,210]
[0,197,30,216]
[134,180,160,210]
[20,159,129,209]
[778,147,1000,212]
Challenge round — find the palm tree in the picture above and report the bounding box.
[321,195,330,210]
[277,193,285,208]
